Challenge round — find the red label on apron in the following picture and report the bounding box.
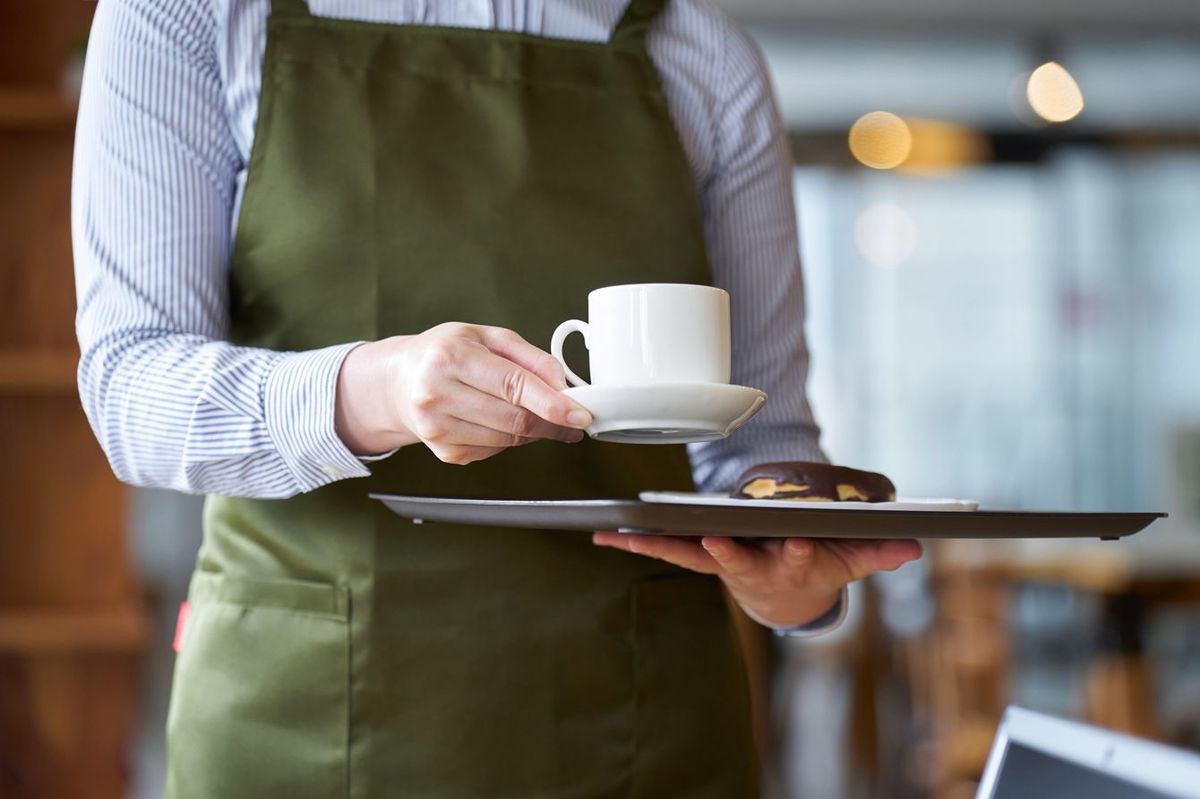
[173,601,190,653]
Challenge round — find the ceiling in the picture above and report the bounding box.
[750,31,1200,133]
[707,2,1200,133]
[712,0,1200,35]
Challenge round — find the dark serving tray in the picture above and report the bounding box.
[371,495,1165,541]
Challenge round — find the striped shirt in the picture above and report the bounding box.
[72,0,825,500]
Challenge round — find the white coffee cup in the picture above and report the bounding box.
[550,284,731,388]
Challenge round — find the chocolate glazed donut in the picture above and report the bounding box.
[731,461,896,502]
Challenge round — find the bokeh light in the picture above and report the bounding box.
[1026,61,1085,123]
[854,203,919,268]
[849,111,913,169]
[900,118,991,174]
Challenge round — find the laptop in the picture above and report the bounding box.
[976,706,1200,799]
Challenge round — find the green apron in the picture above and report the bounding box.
[165,0,758,796]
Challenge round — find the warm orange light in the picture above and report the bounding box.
[1026,62,1085,123]
[849,111,913,170]
[899,118,991,174]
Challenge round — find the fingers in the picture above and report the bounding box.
[424,443,507,466]
[782,538,816,568]
[477,326,569,391]
[416,414,566,456]
[459,347,592,430]
[596,533,768,578]
[592,533,721,575]
[440,387,583,443]
[596,532,923,584]
[700,537,762,576]
[593,531,926,633]
[401,327,590,465]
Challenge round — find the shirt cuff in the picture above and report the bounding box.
[739,586,849,639]
[264,342,373,492]
[358,449,398,464]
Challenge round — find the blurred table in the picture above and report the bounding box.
[904,516,1199,799]
[940,515,1200,739]
[1008,517,1200,738]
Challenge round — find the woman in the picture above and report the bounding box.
[73,0,921,795]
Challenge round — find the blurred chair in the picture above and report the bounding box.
[890,542,1014,799]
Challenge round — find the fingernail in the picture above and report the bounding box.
[567,408,593,428]
[566,430,585,443]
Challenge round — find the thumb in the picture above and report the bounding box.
[829,539,924,581]
[859,539,923,577]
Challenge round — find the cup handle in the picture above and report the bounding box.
[550,320,590,388]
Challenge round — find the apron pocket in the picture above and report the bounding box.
[166,571,350,799]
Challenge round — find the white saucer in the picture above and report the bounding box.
[562,383,767,444]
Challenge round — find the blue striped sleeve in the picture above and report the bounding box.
[72,0,367,498]
[687,18,827,493]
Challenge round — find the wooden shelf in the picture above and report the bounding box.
[0,351,78,393]
[0,88,78,131]
[0,605,148,654]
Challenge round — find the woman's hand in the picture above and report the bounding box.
[591,533,922,628]
[335,322,592,464]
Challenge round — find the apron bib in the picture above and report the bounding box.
[165,1,758,796]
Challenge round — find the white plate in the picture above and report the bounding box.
[639,491,979,512]
[562,383,766,444]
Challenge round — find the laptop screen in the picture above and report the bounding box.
[989,742,1177,799]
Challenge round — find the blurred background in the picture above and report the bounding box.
[1,0,1198,797]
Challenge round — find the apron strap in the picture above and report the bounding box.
[610,0,670,50]
[270,0,313,19]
